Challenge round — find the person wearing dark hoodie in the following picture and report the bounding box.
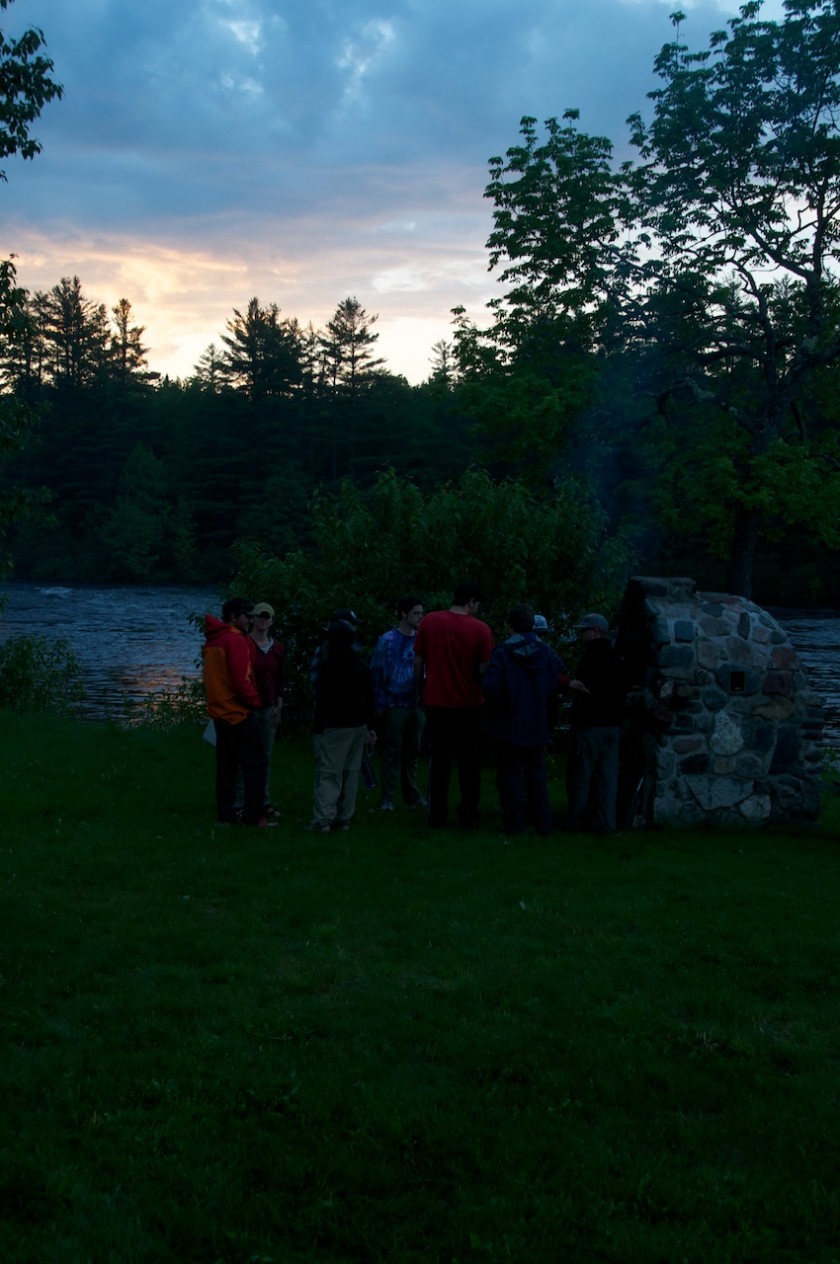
[306,616,377,834]
[482,603,563,836]
[564,612,627,833]
[203,596,269,827]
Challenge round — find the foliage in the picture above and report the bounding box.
[141,674,206,729]
[2,277,482,583]
[231,466,633,733]
[0,4,62,578]
[0,632,84,714]
[219,297,302,402]
[0,0,62,181]
[1,712,839,1263]
[464,0,840,597]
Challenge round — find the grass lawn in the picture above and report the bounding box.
[2,711,839,1263]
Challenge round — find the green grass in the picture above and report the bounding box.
[2,712,839,1263]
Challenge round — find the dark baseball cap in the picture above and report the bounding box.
[223,595,254,620]
[332,607,362,625]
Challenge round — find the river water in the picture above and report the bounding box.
[0,582,219,721]
[0,582,838,743]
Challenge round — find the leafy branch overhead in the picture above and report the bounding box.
[0,0,62,181]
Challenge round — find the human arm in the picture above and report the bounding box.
[228,634,260,708]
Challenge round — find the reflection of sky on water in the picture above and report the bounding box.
[1,582,219,719]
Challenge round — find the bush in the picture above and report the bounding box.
[231,466,634,734]
[0,634,85,716]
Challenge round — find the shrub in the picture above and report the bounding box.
[0,634,85,716]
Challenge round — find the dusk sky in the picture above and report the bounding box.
[3,0,784,384]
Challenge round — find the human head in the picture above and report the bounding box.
[533,614,551,638]
[325,619,356,653]
[508,603,534,635]
[331,607,362,630]
[575,612,609,640]
[222,595,254,628]
[252,601,274,627]
[452,582,488,611]
[397,594,424,627]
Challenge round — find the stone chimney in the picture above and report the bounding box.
[615,577,824,826]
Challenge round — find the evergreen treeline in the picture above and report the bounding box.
[1,281,478,583]
[2,270,838,606]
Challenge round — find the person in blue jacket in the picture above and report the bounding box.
[482,603,563,836]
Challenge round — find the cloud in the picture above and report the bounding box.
[2,0,755,381]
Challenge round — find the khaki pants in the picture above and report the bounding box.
[312,726,366,827]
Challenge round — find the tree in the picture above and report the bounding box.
[39,275,109,390]
[472,0,840,596]
[220,298,302,402]
[193,342,226,392]
[231,466,632,734]
[0,0,61,581]
[319,296,385,397]
[0,0,62,181]
[318,296,386,479]
[110,298,156,390]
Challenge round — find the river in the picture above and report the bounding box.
[0,582,837,744]
[0,582,219,721]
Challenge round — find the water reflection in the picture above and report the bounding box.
[0,582,218,720]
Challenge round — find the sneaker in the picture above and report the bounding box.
[380,799,394,812]
[304,822,330,834]
[410,795,428,809]
[331,821,350,832]
[256,817,279,828]
[263,804,281,820]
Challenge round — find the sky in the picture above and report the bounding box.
[1,0,785,384]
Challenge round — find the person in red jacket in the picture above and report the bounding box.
[203,596,269,826]
[413,582,494,829]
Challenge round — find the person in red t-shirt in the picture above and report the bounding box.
[413,582,494,828]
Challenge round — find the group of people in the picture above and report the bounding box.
[202,584,628,835]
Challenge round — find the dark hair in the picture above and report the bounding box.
[397,594,423,618]
[508,603,534,634]
[222,595,253,622]
[452,582,487,606]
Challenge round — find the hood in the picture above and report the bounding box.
[204,613,238,642]
[502,632,546,670]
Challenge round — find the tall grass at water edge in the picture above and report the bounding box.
[2,712,839,1264]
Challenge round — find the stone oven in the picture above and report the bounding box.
[614,577,824,827]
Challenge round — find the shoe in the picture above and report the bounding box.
[410,795,428,809]
[331,821,350,832]
[380,799,394,812]
[263,804,281,819]
[256,817,279,828]
[304,822,330,834]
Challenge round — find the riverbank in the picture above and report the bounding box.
[2,714,839,1263]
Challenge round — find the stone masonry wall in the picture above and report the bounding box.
[621,577,824,827]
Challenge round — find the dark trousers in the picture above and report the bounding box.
[214,714,267,825]
[494,740,553,835]
[566,725,620,833]
[423,705,484,828]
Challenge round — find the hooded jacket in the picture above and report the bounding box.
[482,632,562,747]
[203,614,260,724]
